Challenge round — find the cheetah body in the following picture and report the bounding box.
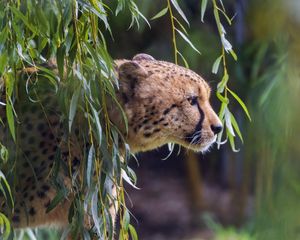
[0,54,222,230]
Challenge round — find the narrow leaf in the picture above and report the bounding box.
[10,7,38,34]
[230,112,243,143]
[129,224,139,240]
[0,53,7,75]
[5,74,16,142]
[90,105,102,144]
[46,188,68,213]
[224,108,235,137]
[123,209,130,231]
[170,0,189,25]
[0,170,14,209]
[227,88,251,121]
[121,170,139,189]
[56,45,65,79]
[218,102,227,119]
[177,51,189,68]
[212,55,222,74]
[216,92,229,104]
[227,128,240,152]
[68,87,81,132]
[86,145,95,188]
[91,190,101,236]
[173,16,188,34]
[176,29,200,54]
[0,213,11,239]
[201,0,208,22]
[151,7,168,20]
[229,49,238,61]
[217,71,229,93]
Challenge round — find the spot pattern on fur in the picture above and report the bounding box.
[0,53,222,231]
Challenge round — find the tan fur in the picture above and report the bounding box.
[113,55,222,152]
[0,53,222,234]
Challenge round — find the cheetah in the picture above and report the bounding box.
[0,53,222,235]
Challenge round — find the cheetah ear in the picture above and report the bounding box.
[118,61,148,101]
[132,53,155,61]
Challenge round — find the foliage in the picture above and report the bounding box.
[203,214,254,240]
[233,0,300,238]
[0,0,249,239]
[14,229,60,240]
[206,0,250,151]
[247,27,300,240]
[151,0,250,151]
[0,0,140,239]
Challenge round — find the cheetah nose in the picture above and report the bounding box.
[211,124,223,134]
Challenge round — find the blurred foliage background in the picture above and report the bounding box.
[1,0,300,239]
[105,0,300,239]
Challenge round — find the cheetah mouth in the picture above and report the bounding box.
[184,134,217,152]
[185,132,202,145]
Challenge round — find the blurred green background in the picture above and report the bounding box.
[10,0,300,239]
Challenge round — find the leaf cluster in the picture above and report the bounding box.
[0,1,141,239]
[201,0,251,151]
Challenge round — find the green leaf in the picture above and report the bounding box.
[56,45,65,79]
[216,92,229,104]
[173,16,188,34]
[0,144,8,163]
[78,0,111,32]
[230,112,244,143]
[0,54,7,77]
[227,128,239,152]
[122,169,139,190]
[170,0,189,25]
[10,6,38,35]
[216,120,226,149]
[90,105,102,144]
[5,74,16,142]
[68,87,81,133]
[201,0,208,22]
[151,7,168,20]
[177,51,189,68]
[126,166,137,186]
[129,224,139,240]
[123,209,130,231]
[46,188,68,213]
[0,25,8,53]
[217,6,232,25]
[0,212,11,239]
[212,55,222,74]
[229,49,238,61]
[36,7,50,36]
[128,1,151,29]
[217,71,229,93]
[86,145,95,188]
[224,108,235,137]
[38,66,60,85]
[227,88,251,121]
[91,190,101,236]
[0,170,14,209]
[218,102,227,119]
[115,0,125,15]
[176,29,200,54]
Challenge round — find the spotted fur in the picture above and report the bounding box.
[0,53,222,233]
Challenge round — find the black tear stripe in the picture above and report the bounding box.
[186,102,205,144]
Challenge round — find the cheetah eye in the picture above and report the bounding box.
[187,96,198,106]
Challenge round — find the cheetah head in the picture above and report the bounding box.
[112,54,222,153]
